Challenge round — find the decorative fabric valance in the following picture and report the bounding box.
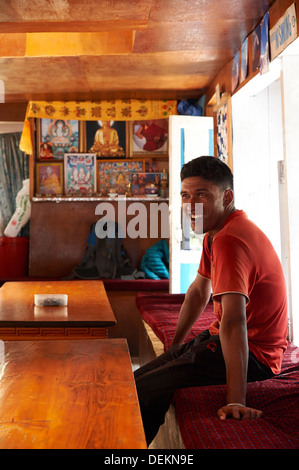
[19,99,177,155]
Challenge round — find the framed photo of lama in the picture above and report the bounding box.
[36,162,64,195]
[129,119,168,156]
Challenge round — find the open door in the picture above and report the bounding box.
[168,115,213,293]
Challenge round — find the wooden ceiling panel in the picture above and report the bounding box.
[133,20,255,55]
[0,0,279,103]
[0,56,90,102]
[149,0,275,22]
[0,0,151,32]
[0,0,150,22]
[81,51,219,78]
[26,32,135,56]
[0,33,26,56]
[81,53,216,98]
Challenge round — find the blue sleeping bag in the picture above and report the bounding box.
[141,239,169,279]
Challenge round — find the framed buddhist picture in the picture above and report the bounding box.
[232,51,240,93]
[129,119,168,156]
[37,119,80,159]
[252,23,261,72]
[84,120,127,158]
[64,153,97,195]
[240,37,248,83]
[131,172,163,196]
[36,162,63,195]
[97,159,144,196]
[214,93,233,170]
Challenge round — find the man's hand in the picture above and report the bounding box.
[217,404,263,420]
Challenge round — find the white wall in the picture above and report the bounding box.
[232,73,283,259]
[280,52,299,344]
[0,122,24,134]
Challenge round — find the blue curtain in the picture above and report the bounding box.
[0,132,29,227]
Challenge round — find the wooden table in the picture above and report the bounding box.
[0,338,146,449]
[0,280,116,340]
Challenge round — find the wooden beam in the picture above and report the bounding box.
[0,103,27,121]
[26,32,135,57]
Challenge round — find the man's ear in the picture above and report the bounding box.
[223,189,234,206]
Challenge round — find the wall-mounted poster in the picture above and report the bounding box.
[37,119,80,159]
[85,120,127,158]
[36,162,63,195]
[129,119,168,156]
[252,23,261,71]
[270,3,297,61]
[64,153,96,195]
[215,93,233,170]
[240,38,248,83]
[260,12,270,75]
[232,51,239,92]
[97,160,144,195]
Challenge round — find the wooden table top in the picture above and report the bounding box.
[0,338,146,449]
[0,280,116,327]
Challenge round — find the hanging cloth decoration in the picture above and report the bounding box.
[19,99,177,155]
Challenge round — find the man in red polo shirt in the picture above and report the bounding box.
[134,156,288,445]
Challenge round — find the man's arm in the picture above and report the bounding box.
[217,293,262,420]
[171,274,211,346]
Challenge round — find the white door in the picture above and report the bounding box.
[168,115,213,293]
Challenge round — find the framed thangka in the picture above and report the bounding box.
[36,162,63,195]
[85,120,127,158]
[37,119,80,159]
[64,153,97,195]
[97,160,144,196]
[215,93,233,170]
[129,119,168,156]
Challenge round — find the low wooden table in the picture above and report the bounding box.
[0,280,116,340]
[0,338,146,449]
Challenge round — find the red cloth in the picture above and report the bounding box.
[198,210,288,374]
[136,293,299,449]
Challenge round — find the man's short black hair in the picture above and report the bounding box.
[180,156,233,190]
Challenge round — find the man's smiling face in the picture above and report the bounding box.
[180,176,234,236]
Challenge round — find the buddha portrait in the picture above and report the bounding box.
[88,121,125,157]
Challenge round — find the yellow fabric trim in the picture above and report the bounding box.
[19,103,33,155]
[19,99,177,155]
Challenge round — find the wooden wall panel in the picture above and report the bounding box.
[29,200,168,277]
[0,103,27,121]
